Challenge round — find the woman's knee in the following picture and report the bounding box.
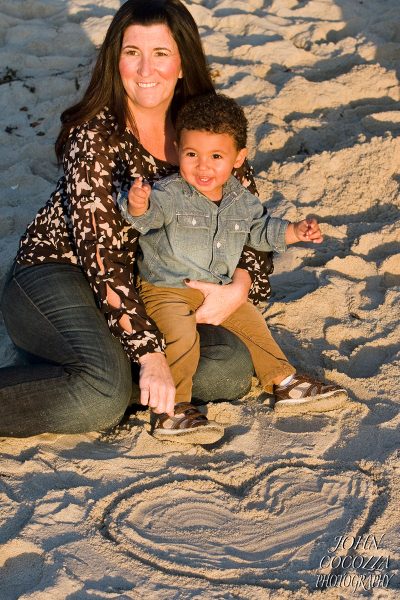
[68,368,132,431]
[192,324,253,401]
[68,347,133,431]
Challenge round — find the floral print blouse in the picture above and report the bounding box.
[16,108,273,363]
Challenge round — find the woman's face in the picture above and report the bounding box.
[119,23,183,114]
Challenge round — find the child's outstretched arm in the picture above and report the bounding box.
[285,218,323,245]
[128,177,151,217]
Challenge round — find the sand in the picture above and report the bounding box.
[0,0,399,598]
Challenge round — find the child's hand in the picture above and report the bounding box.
[127,177,151,217]
[286,218,323,244]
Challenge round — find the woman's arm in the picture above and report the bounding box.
[185,268,251,325]
[234,158,274,306]
[63,124,175,414]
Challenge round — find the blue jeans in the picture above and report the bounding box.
[0,263,253,437]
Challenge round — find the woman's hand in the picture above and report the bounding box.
[138,352,175,416]
[184,268,251,325]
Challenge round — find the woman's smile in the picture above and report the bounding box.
[137,82,158,88]
[119,24,183,113]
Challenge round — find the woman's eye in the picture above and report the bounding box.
[186,152,196,157]
[154,50,169,57]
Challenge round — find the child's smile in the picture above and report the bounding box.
[178,129,247,201]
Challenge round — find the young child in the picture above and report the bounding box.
[119,94,348,443]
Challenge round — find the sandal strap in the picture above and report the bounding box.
[157,402,208,430]
[276,374,338,399]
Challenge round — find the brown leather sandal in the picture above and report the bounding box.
[274,374,348,414]
[151,402,224,444]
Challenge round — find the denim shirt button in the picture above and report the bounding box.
[216,242,222,249]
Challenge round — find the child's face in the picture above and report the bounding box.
[177,129,247,201]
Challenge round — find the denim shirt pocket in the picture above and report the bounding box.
[174,213,211,255]
[225,218,250,257]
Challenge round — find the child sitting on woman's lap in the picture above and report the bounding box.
[119,93,348,444]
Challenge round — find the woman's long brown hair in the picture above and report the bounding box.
[55,0,215,162]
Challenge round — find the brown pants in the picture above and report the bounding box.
[138,280,295,403]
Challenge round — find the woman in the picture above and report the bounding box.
[0,0,345,438]
[0,0,270,437]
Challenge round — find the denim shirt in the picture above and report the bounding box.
[118,173,289,287]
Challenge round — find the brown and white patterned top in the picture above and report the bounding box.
[16,108,272,363]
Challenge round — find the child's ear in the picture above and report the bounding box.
[234,147,248,168]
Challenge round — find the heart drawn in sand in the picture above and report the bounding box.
[93,463,376,586]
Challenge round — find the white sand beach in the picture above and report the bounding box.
[0,0,399,597]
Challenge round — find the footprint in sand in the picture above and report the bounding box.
[0,487,32,545]
[0,541,44,600]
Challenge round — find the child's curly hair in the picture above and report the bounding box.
[176,93,247,150]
